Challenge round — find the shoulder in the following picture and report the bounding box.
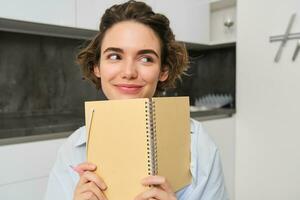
[190,118,219,176]
[180,119,228,200]
[59,126,86,151]
[45,127,86,200]
[65,126,86,147]
[190,118,218,152]
[56,126,86,165]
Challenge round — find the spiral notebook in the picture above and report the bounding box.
[85,97,191,200]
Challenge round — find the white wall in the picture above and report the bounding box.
[236,0,300,200]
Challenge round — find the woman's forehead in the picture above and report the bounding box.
[101,21,161,54]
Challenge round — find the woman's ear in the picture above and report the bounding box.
[93,65,101,78]
[159,66,169,82]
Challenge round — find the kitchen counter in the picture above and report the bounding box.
[191,108,235,121]
[0,113,83,145]
[0,108,235,146]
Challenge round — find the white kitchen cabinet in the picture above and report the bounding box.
[0,177,48,200]
[153,0,210,44]
[76,0,124,30]
[0,137,66,200]
[201,116,236,200]
[76,0,236,44]
[210,5,236,44]
[0,0,76,27]
[0,0,211,44]
[0,0,235,45]
[76,0,210,44]
[76,0,154,30]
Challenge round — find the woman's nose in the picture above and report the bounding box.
[120,59,138,79]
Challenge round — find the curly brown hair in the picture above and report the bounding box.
[77,0,188,93]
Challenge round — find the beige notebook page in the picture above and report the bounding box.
[85,99,150,200]
[153,97,191,191]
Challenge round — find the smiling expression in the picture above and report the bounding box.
[93,21,168,100]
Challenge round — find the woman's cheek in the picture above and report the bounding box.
[139,67,161,82]
[100,63,120,79]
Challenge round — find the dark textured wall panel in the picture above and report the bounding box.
[167,47,236,106]
[0,31,102,116]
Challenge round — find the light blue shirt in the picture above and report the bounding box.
[44,119,228,200]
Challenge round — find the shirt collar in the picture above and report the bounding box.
[74,126,87,147]
[190,119,195,134]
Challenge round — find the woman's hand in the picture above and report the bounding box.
[72,162,108,200]
[134,176,177,200]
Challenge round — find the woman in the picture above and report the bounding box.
[44,1,228,200]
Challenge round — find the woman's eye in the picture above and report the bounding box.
[140,56,153,63]
[108,54,121,60]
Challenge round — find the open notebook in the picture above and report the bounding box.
[85,97,191,200]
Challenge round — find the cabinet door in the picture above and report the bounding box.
[0,138,66,199]
[76,0,127,30]
[0,0,76,27]
[76,0,156,30]
[153,0,209,44]
[210,6,236,44]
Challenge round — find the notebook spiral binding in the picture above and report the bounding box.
[145,99,158,176]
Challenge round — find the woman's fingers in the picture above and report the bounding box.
[134,187,169,200]
[74,172,107,200]
[141,175,173,193]
[71,162,97,175]
[81,192,98,200]
[79,171,107,190]
[78,181,107,200]
[135,176,177,200]
[72,162,108,200]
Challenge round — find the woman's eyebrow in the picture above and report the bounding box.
[137,49,159,58]
[103,47,159,58]
[103,47,123,54]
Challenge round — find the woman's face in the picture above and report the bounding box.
[94,21,168,100]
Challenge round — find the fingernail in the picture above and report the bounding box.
[89,164,97,169]
[101,184,108,190]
